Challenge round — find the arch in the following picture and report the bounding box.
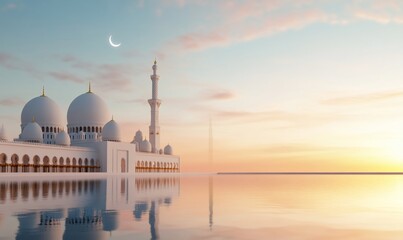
[46,126,49,132]
[72,158,77,172]
[43,156,50,164]
[51,157,57,172]
[84,158,88,166]
[59,157,64,165]
[22,155,29,172]
[11,154,19,164]
[83,126,87,132]
[11,154,19,172]
[32,155,40,172]
[22,155,29,164]
[66,158,71,165]
[96,126,99,133]
[43,156,50,172]
[90,158,95,166]
[0,153,7,164]
[121,158,126,173]
[78,158,83,172]
[50,127,53,133]
[92,126,95,132]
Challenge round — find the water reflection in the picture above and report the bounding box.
[3,174,403,239]
[0,176,179,240]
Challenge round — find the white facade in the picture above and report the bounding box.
[0,61,180,174]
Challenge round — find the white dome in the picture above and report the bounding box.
[164,144,173,155]
[21,95,64,129]
[55,131,70,146]
[102,119,121,142]
[134,130,143,143]
[140,139,152,153]
[67,91,110,127]
[21,121,43,143]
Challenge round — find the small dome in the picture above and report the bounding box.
[0,125,7,141]
[164,144,173,155]
[55,131,70,146]
[102,119,121,142]
[67,91,110,127]
[140,139,151,153]
[21,95,64,129]
[21,121,43,143]
[134,130,143,143]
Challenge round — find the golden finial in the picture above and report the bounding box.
[112,115,114,121]
[154,57,157,65]
[32,116,35,122]
[41,86,45,96]
[88,82,92,93]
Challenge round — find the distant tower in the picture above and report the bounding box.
[148,60,161,153]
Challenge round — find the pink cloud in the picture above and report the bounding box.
[51,55,139,92]
[0,98,24,107]
[48,71,85,83]
[162,6,329,53]
[0,52,42,79]
[203,89,236,100]
[321,90,403,105]
[2,3,17,11]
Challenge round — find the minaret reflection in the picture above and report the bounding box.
[149,201,159,240]
[209,176,214,231]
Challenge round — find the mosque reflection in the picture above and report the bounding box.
[0,176,180,240]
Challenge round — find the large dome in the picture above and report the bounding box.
[21,95,64,129]
[67,92,110,127]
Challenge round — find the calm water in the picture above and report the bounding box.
[1,174,403,239]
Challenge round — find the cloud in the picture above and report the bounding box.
[51,55,138,92]
[158,0,403,54]
[261,143,369,155]
[48,71,85,83]
[321,90,403,105]
[202,89,236,100]
[189,105,348,128]
[0,98,24,107]
[2,3,17,11]
[351,0,403,24]
[0,52,42,79]
[160,0,333,53]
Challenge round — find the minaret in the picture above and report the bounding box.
[148,60,161,153]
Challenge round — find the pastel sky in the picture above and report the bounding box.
[1,0,403,172]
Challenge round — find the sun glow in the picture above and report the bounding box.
[383,140,403,163]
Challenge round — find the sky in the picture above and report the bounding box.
[1,0,403,172]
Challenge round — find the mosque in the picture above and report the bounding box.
[0,61,180,173]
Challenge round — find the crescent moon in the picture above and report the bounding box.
[109,35,121,47]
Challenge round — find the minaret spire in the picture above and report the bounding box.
[42,86,45,96]
[88,82,92,93]
[148,59,161,153]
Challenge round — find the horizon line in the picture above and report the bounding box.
[217,172,403,175]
